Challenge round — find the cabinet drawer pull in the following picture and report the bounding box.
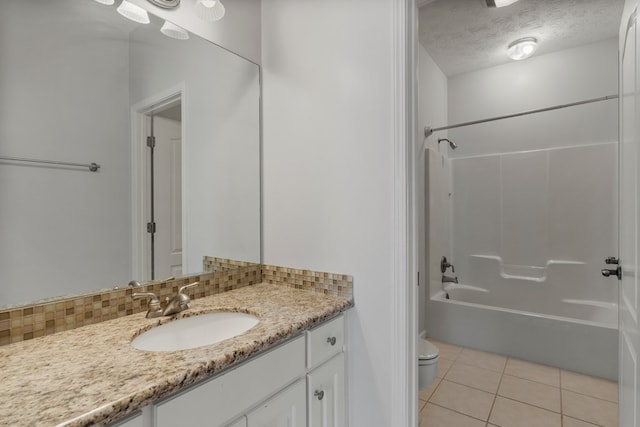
[314,390,325,401]
[327,336,337,346]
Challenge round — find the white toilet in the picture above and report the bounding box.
[418,338,439,390]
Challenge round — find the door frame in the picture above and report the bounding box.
[391,0,418,425]
[130,83,187,282]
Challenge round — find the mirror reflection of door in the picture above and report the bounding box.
[145,103,182,280]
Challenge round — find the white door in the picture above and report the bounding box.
[246,379,307,427]
[619,3,640,426]
[307,353,346,427]
[151,116,182,279]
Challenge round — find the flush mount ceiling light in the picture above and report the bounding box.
[195,0,226,22]
[486,0,519,7]
[117,0,150,24]
[93,0,115,5]
[161,20,190,40]
[507,37,538,60]
[147,0,180,8]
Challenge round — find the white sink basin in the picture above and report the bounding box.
[132,312,259,352]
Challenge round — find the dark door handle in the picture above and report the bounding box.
[601,266,622,279]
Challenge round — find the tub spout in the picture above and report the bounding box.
[442,275,458,284]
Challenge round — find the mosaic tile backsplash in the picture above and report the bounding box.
[203,256,257,272]
[262,264,353,298]
[0,261,352,346]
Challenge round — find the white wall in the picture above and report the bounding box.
[416,44,449,333]
[131,0,262,64]
[447,38,618,158]
[129,23,261,273]
[261,1,396,425]
[0,0,132,305]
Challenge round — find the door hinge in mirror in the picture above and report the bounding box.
[147,222,156,234]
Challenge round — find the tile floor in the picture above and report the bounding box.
[419,339,618,427]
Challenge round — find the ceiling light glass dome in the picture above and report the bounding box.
[507,37,538,61]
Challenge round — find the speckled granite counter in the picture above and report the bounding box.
[0,283,353,427]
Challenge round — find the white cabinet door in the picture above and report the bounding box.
[246,380,306,427]
[307,353,345,427]
[155,336,305,427]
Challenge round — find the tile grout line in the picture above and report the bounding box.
[441,377,500,395]
[486,355,509,424]
[560,386,619,404]
[560,369,563,427]
[426,401,490,424]
[502,370,561,388]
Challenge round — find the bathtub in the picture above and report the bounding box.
[426,285,618,380]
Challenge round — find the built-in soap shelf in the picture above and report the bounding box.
[470,254,585,283]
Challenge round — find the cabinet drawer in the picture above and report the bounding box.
[155,336,305,427]
[306,315,344,370]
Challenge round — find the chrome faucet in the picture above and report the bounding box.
[162,282,199,316]
[441,275,458,284]
[132,281,199,318]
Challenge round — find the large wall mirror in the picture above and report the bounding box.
[0,0,261,308]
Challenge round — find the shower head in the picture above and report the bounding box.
[438,138,458,150]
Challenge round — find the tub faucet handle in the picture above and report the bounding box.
[440,256,455,273]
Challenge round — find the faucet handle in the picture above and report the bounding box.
[133,292,160,302]
[178,281,199,295]
[440,256,456,273]
[133,292,163,318]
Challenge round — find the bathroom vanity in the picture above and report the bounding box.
[117,315,345,427]
[0,284,352,426]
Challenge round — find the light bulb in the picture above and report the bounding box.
[94,0,115,4]
[117,1,150,24]
[507,37,538,61]
[194,0,226,22]
[161,21,190,40]
[486,0,519,7]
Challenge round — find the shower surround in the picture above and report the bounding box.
[427,142,618,380]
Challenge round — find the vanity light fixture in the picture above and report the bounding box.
[93,0,115,5]
[486,0,519,7]
[161,20,190,40]
[194,0,226,22]
[117,0,150,24]
[507,37,538,61]
[147,0,181,9]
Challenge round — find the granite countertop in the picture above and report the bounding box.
[0,283,353,427]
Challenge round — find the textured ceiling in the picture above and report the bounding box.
[419,0,624,76]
